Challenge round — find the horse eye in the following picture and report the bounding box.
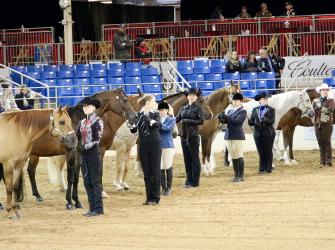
[59,120,65,125]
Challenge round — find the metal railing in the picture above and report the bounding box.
[1,27,54,45]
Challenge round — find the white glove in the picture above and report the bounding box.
[150,120,157,126]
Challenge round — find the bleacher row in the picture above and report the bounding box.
[323,70,335,86]
[177,59,277,97]
[10,62,164,106]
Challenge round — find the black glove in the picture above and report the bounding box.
[218,112,227,123]
[143,115,151,123]
[77,144,85,153]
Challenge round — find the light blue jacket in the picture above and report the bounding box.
[159,115,176,148]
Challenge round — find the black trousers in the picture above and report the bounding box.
[181,136,201,186]
[315,124,333,165]
[254,135,275,173]
[139,142,162,203]
[81,146,103,213]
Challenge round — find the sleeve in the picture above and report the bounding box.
[134,47,143,58]
[175,108,182,123]
[182,106,205,125]
[113,35,123,50]
[84,119,104,150]
[218,112,227,124]
[226,109,247,125]
[262,108,275,126]
[150,111,162,128]
[161,117,176,131]
[125,37,132,49]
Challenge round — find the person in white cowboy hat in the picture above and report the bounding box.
[313,83,335,168]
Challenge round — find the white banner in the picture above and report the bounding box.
[281,55,335,88]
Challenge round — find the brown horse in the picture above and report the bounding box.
[0,107,76,219]
[22,89,137,209]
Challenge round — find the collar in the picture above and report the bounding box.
[85,112,97,121]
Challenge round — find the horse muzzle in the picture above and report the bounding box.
[62,132,78,149]
[304,110,315,118]
[126,110,138,125]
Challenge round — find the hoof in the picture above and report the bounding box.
[66,203,75,210]
[115,184,124,192]
[122,183,129,191]
[116,187,124,192]
[8,214,17,220]
[224,162,230,167]
[291,159,299,165]
[75,202,83,209]
[14,210,21,219]
[36,197,44,203]
[102,191,110,198]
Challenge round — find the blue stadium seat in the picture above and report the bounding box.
[74,70,90,78]
[90,78,107,85]
[11,66,27,73]
[73,78,90,86]
[92,63,107,71]
[211,65,226,74]
[143,83,162,93]
[125,67,141,76]
[125,62,142,69]
[240,80,250,90]
[75,85,91,96]
[177,60,193,75]
[153,93,163,101]
[91,70,107,78]
[76,64,91,71]
[194,59,210,68]
[241,72,257,80]
[125,76,142,94]
[243,90,262,98]
[188,74,204,88]
[194,66,211,74]
[108,62,124,70]
[142,75,160,84]
[211,59,226,67]
[107,68,124,77]
[107,77,124,85]
[57,86,75,96]
[57,79,73,86]
[91,85,109,94]
[59,64,75,71]
[198,82,213,91]
[57,70,74,79]
[205,73,223,90]
[59,97,74,106]
[42,79,56,97]
[43,65,59,72]
[222,72,240,80]
[256,80,267,89]
[40,71,57,79]
[332,70,335,77]
[257,71,275,80]
[27,65,43,72]
[324,78,335,87]
[72,96,84,106]
[142,67,159,76]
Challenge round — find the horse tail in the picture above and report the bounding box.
[47,155,66,185]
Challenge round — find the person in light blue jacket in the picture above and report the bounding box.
[158,101,176,196]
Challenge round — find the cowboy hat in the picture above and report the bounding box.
[158,101,169,110]
[80,97,101,109]
[183,87,202,97]
[316,83,331,93]
[232,93,243,101]
[254,92,271,101]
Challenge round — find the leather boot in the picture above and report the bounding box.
[165,167,173,195]
[232,159,240,182]
[238,158,245,181]
[224,148,230,166]
[161,170,167,194]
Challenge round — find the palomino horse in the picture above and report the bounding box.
[19,89,137,209]
[0,107,76,219]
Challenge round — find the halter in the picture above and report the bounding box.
[49,115,75,143]
[296,91,314,117]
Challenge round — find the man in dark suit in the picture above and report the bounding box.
[248,93,276,173]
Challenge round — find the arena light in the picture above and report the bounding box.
[101,1,113,3]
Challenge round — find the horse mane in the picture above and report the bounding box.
[1,109,52,131]
[206,88,229,108]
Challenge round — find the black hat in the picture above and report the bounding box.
[232,93,243,101]
[81,97,101,109]
[158,101,169,110]
[254,92,271,101]
[184,87,202,97]
[285,1,293,6]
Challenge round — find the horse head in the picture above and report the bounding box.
[226,81,242,103]
[196,95,213,120]
[298,89,314,118]
[50,106,78,149]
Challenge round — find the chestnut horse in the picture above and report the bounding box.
[19,89,137,209]
[0,108,76,219]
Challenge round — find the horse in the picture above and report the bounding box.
[19,88,137,209]
[0,107,76,219]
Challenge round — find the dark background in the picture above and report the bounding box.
[0,0,334,41]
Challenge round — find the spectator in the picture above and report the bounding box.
[15,84,34,110]
[113,25,132,61]
[0,81,18,111]
[255,3,272,18]
[226,51,243,73]
[236,6,251,19]
[243,50,259,72]
[269,52,285,89]
[134,37,152,65]
[210,6,224,20]
[283,2,296,17]
[258,48,273,72]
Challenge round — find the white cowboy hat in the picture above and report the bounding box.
[316,83,331,93]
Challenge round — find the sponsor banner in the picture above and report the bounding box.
[281,55,335,88]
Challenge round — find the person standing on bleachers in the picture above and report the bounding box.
[15,84,34,110]
[113,25,132,62]
[269,52,285,90]
[226,51,243,73]
[134,37,152,65]
[243,51,259,72]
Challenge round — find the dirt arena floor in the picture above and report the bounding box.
[1,150,335,250]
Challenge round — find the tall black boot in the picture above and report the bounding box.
[224,148,230,166]
[161,170,167,195]
[165,167,173,196]
[238,158,245,181]
[232,159,240,182]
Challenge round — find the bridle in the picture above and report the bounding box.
[297,91,314,118]
[49,114,75,144]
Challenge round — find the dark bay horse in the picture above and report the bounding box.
[0,108,76,219]
[20,89,137,209]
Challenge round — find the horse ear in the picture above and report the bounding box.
[58,105,63,113]
[230,80,234,87]
[137,88,143,97]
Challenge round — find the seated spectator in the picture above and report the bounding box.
[134,37,152,65]
[0,81,18,111]
[243,51,259,72]
[15,85,34,110]
[113,25,132,62]
[236,6,251,19]
[210,6,224,20]
[283,2,296,17]
[258,48,273,72]
[226,51,243,73]
[255,3,272,18]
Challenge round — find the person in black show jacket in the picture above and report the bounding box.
[130,94,162,206]
[248,93,276,174]
[176,87,205,188]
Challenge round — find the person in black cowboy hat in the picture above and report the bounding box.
[248,93,276,174]
[176,87,205,188]
[218,93,247,182]
[76,97,104,217]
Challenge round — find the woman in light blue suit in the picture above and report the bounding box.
[158,101,176,196]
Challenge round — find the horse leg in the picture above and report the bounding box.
[65,163,75,210]
[206,136,215,175]
[27,155,43,203]
[289,126,298,165]
[134,143,143,177]
[114,147,125,191]
[3,163,16,219]
[282,127,292,166]
[121,148,132,191]
[0,163,4,210]
[13,165,24,219]
[273,130,282,161]
[200,137,209,176]
[72,156,82,209]
[100,149,110,198]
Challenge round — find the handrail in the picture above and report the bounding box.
[0,63,50,108]
[285,52,309,91]
[167,60,191,89]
